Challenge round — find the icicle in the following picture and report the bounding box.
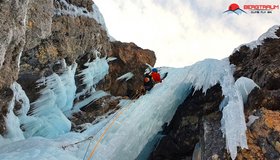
[76,55,109,98]
[117,72,134,81]
[107,57,117,62]
[22,62,77,138]
[3,82,26,142]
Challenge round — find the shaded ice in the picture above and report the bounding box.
[235,77,259,103]
[22,62,77,138]
[3,83,25,142]
[117,72,134,81]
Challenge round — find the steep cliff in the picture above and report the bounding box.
[150,26,280,160]
[0,0,156,137]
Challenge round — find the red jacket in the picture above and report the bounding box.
[151,72,161,83]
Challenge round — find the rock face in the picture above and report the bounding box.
[150,26,280,159]
[0,0,156,136]
[150,84,227,160]
[0,0,30,135]
[71,41,156,129]
[98,41,156,98]
[237,108,280,160]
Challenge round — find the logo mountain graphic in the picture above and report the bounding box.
[224,3,247,15]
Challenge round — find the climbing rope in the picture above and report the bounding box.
[82,137,93,160]
[86,97,137,160]
[62,92,141,159]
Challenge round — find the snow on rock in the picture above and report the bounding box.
[106,56,117,62]
[117,72,134,81]
[235,25,280,51]
[72,90,109,113]
[246,115,259,127]
[54,0,108,31]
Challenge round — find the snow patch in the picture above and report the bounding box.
[246,115,259,127]
[109,35,117,42]
[54,0,108,31]
[117,72,134,81]
[235,25,280,51]
[72,90,109,113]
[106,56,117,62]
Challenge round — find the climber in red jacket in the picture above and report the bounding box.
[151,68,162,83]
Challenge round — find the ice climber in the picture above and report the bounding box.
[144,72,154,91]
[144,68,167,92]
[151,68,162,83]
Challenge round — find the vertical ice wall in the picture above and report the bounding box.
[0,58,259,160]
[84,68,192,160]
[184,58,258,159]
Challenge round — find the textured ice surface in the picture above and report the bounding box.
[84,68,192,160]
[23,63,77,138]
[0,58,258,160]
[76,56,109,98]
